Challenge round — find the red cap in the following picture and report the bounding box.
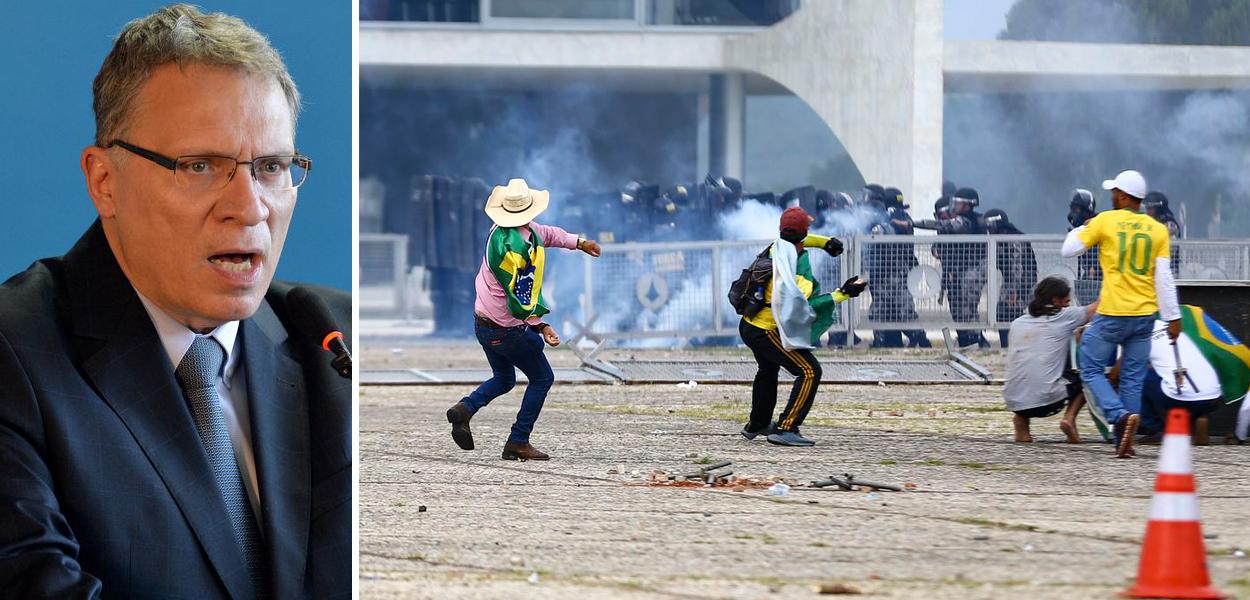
[779,207,814,237]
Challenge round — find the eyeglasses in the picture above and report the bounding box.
[108,140,311,192]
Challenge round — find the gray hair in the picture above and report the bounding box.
[92,4,300,146]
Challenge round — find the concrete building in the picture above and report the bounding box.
[361,0,1250,219]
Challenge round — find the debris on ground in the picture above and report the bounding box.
[810,473,905,492]
[817,582,862,595]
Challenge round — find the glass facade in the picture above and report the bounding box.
[360,0,480,23]
[491,0,634,20]
[649,0,799,27]
[361,0,799,26]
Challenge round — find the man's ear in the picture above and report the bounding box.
[82,146,118,218]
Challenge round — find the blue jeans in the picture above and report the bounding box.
[462,322,555,444]
[1141,369,1216,433]
[1079,314,1154,426]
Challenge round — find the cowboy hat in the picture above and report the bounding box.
[484,178,550,227]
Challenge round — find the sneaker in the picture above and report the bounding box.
[740,420,778,440]
[766,429,815,447]
[446,401,474,450]
[1113,413,1140,458]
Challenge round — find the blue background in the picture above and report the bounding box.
[0,2,351,291]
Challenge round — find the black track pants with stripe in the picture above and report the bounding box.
[739,319,823,432]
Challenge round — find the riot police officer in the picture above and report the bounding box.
[985,209,1036,347]
[865,202,930,348]
[1068,189,1102,304]
[932,187,987,348]
[1144,191,1182,278]
[1143,191,1181,238]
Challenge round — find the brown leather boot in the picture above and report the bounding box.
[1193,416,1210,446]
[501,441,549,461]
[446,401,474,450]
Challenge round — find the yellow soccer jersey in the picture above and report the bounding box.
[1077,208,1171,316]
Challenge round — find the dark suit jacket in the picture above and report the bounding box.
[0,221,351,599]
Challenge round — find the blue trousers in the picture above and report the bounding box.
[1141,369,1217,433]
[1078,314,1154,426]
[462,322,555,443]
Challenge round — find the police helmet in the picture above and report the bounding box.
[862,183,885,205]
[1143,191,1169,214]
[953,187,979,207]
[1070,188,1095,213]
[984,208,1010,233]
[882,186,908,209]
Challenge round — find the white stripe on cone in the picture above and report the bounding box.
[1148,492,1201,521]
[1158,433,1194,474]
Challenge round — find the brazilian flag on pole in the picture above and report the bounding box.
[1180,304,1250,402]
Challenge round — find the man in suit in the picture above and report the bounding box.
[0,5,350,598]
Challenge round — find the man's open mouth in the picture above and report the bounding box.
[208,253,257,272]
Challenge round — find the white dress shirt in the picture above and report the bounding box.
[136,294,262,524]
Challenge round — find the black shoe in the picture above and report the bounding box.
[447,401,474,450]
[741,420,778,440]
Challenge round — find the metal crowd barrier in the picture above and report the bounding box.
[360,233,409,317]
[564,235,1250,344]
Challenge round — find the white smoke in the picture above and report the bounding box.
[716,200,783,240]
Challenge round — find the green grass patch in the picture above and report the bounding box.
[918,459,946,466]
[879,459,898,466]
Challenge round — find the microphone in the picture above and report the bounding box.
[287,286,351,379]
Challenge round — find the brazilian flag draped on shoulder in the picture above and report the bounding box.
[1179,304,1250,402]
[486,225,549,320]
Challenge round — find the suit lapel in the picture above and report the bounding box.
[243,302,310,599]
[69,222,256,600]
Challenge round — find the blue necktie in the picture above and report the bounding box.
[175,336,269,598]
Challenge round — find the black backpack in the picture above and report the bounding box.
[728,246,773,316]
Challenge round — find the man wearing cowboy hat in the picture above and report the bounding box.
[446,178,601,460]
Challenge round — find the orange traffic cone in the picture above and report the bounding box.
[1122,408,1225,599]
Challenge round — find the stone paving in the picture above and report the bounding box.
[360,346,1250,599]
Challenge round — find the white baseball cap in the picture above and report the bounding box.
[1101,170,1147,200]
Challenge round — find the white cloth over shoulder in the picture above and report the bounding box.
[771,239,814,351]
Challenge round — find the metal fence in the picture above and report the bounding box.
[572,239,846,341]
[360,233,409,316]
[355,232,1250,341]
[567,235,1250,343]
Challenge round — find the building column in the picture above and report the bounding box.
[707,72,745,179]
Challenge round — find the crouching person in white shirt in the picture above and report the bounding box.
[1139,319,1222,446]
[1003,276,1099,443]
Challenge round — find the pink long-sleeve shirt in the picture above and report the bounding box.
[474,221,579,327]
